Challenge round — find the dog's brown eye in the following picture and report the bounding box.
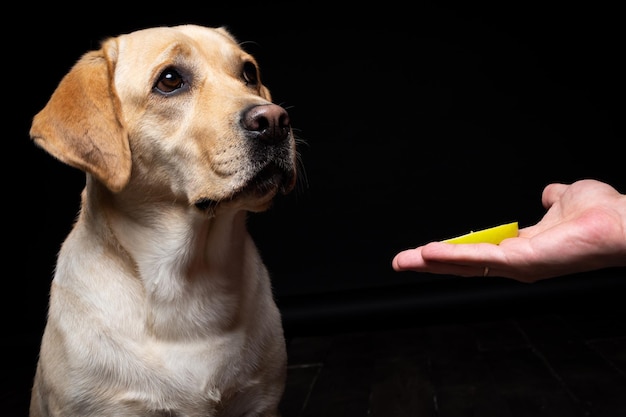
[154,68,185,94]
[242,61,259,86]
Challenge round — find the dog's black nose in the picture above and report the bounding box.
[242,104,291,144]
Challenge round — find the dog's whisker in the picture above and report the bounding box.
[278,102,295,111]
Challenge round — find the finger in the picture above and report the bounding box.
[420,241,505,264]
[541,182,568,209]
[393,249,487,276]
[392,247,426,271]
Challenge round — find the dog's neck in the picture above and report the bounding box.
[80,178,264,339]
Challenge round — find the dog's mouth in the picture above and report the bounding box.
[194,163,295,212]
[239,162,295,199]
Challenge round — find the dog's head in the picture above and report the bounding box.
[30,24,297,214]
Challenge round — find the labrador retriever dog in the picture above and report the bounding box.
[29,24,297,417]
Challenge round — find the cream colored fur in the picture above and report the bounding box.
[29,24,297,417]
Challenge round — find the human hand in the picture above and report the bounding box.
[392,179,626,282]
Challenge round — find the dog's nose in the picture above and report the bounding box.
[242,104,291,144]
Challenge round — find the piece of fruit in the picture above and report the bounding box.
[443,221,518,244]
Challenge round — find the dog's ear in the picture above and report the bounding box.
[30,47,132,193]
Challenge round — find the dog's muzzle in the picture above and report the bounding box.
[241,103,297,194]
[194,104,296,212]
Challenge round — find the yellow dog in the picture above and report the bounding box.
[29,24,297,417]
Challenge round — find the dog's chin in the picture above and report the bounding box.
[195,164,295,214]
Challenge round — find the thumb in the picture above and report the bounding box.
[542,182,568,209]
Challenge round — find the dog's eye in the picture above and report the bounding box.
[242,61,259,86]
[154,68,185,94]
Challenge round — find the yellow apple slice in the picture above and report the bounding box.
[443,221,518,244]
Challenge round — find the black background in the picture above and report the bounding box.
[6,2,625,414]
